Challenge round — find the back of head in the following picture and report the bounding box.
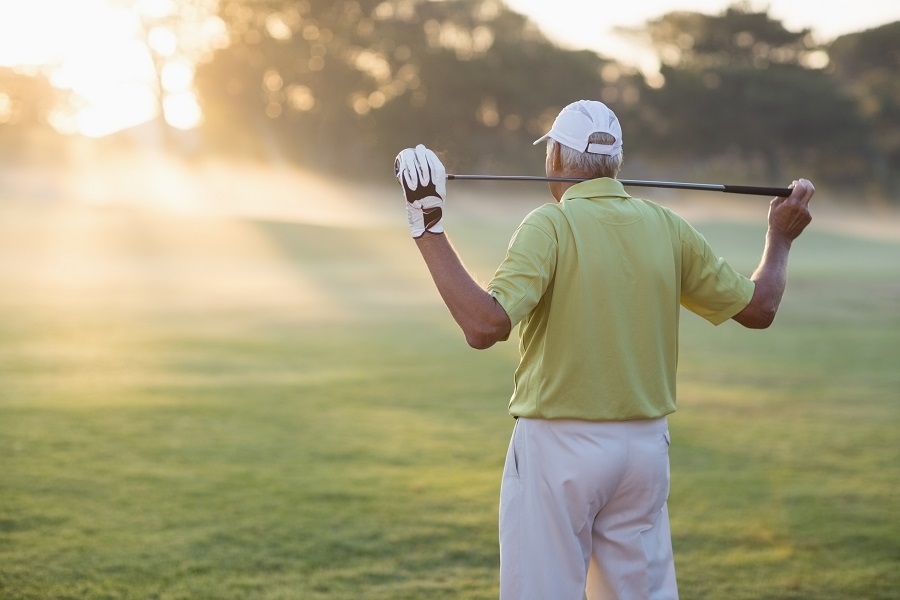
[535,100,624,178]
[556,132,623,179]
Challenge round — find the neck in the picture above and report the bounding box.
[549,170,615,202]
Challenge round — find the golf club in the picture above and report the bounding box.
[446,174,792,197]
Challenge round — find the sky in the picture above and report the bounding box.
[505,0,900,73]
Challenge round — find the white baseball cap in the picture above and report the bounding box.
[533,100,623,156]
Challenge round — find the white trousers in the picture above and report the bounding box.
[499,417,678,600]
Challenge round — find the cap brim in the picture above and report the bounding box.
[533,134,550,146]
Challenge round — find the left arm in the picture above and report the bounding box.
[732,179,814,328]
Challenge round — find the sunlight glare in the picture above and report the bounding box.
[136,0,179,20]
[0,92,11,123]
[163,92,202,130]
[0,0,227,138]
[161,61,195,93]
[148,26,179,57]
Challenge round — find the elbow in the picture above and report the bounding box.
[757,308,777,329]
[466,336,495,350]
[751,300,779,329]
[734,283,781,329]
[745,312,776,329]
[463,319,510,350]
[465,328,501,350]
[461,298,512,349]
[734,305,776,329]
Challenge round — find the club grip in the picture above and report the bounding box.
[722,184,793,197]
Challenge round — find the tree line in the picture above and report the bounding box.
[1,1,898,202]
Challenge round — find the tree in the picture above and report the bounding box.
[638,4,814,70]
[0,68,58,128]
[0,68,65,161]
[828,22,900,198]
[193,0,632,176]
[627,5,870,186]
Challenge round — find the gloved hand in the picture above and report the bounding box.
[394,144,446,238]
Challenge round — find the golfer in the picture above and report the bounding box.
[394,99,814,600]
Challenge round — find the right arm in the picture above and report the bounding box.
[732,179,814,329]
[414,232,511,349]
[394,144,511,349]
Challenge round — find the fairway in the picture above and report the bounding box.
[1,173,898,599]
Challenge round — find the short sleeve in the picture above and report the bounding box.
[679,222,755,325]
[488,216,558,328]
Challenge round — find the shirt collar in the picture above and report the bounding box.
[560,177,631,202]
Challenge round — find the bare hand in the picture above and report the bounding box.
[768,179,814,241]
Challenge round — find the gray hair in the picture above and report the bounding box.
[551,132,623,179]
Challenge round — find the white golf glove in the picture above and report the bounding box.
[394,144,446,238]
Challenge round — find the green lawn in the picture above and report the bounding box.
[1,187,897,599]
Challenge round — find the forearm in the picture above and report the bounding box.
[733,231,792,328]
[415,232,511,349]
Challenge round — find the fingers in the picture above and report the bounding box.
[395,148,419,190]
[772,178,814,207]
[414,144,432,185]
[791,178,815,205]
[768,178,814,240]
[422,147,446,193]
[396,145,446,190]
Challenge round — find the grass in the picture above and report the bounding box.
[0,187,898,599]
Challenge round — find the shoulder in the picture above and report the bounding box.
[524,202,564,222]
[502,204,561,252]
[634,196,679,221]
[639,200,693,236]
[518,203,565,234]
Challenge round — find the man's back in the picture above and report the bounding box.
[489,178,754,421]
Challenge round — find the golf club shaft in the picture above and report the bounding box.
[446,174,792,197]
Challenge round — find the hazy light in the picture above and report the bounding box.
[265,102,283,119]
[372,2,395,20]
[148,26,179,57]
[136,0,179,20]
[503,114,522,131]
[477,97,500,127]
[200,16,230,52]
[367,90,385,109]
[265,14,293,41]
[801,49,830,69]
[423,19,494,60]
[351,94,370,115]
[0,92,11,123]
[0,0,228,137]
[644,71,666,89]
[75,83,159,137]
[308,56,325,71]
[475,0,502,21]
[161,61,194,93]
[263,69,284,92]
[288,85,315,111]
[353,49,391,83]
[600,64,621,83]
[163,92,202,129]
[0,0,114,67]
[302,24,320,41]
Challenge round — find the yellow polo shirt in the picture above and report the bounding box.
[488,178,755,421]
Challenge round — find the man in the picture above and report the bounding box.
[394,99,813,600]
